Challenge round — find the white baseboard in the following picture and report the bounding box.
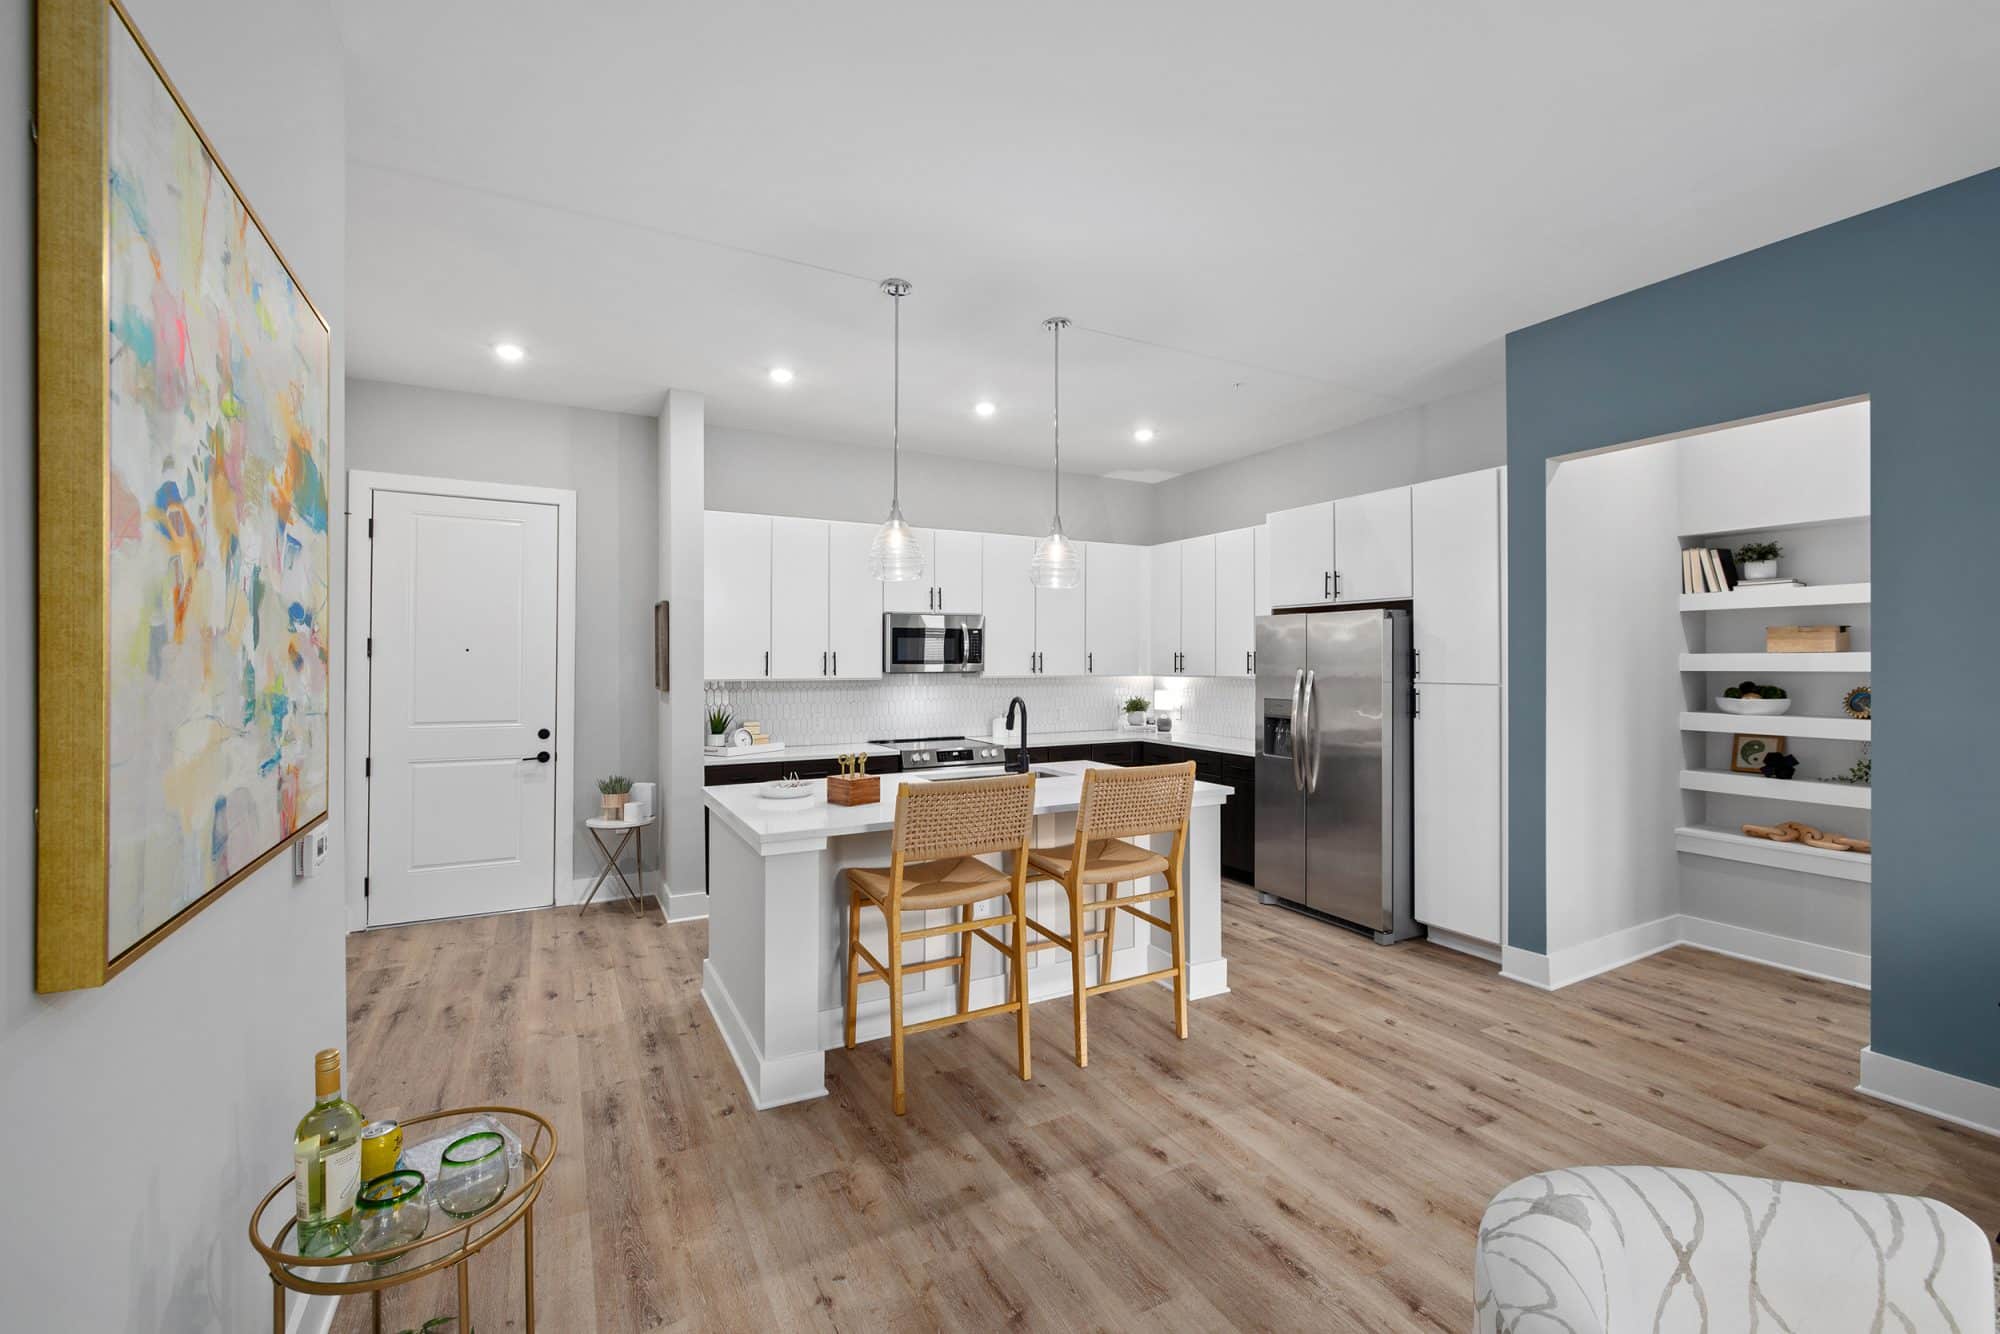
[700,960,828,1109]
[665,887,710,922]
[1425,927,1501,964]
[1499,914,1867,993]
[1678,914,1870,988]
[1858,1047,2000,1139]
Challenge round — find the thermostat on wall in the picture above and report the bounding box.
[294,826,331,879]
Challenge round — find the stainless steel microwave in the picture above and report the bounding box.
[883,612,985,673]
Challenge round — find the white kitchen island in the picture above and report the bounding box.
[701,761,1233,1109]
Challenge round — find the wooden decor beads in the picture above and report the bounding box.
[1742,821,1869,854]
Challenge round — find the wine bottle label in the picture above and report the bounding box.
[294,1140,362,1222]
[322,1140,361,1218]
[293,1143,316,1220]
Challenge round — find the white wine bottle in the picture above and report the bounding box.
[293,1048,364,1257]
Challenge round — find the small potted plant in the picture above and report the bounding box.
[707,705,734,748]
[597,775,632,819]
[1123,696,1150,728]
[1735,540,1782,581]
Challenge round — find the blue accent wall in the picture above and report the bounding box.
[1505,167,2000,1087]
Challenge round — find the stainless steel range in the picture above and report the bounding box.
[868,735,1008,771]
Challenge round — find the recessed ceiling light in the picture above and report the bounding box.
[492,342,525,364]
[974,401,996,418]
[768,366,795,385]
[1133,426,1155,444]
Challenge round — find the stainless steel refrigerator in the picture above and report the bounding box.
[1254,609,1417,943]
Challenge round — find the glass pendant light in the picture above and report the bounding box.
[868,278,925,582]
[1030,316,1082,589]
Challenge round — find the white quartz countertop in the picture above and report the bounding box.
[701,729,1252,767]
[704,760,1234,854]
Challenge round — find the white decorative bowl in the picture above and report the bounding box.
[1714,696,1792,716]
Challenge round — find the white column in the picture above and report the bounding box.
[659,391,707,918]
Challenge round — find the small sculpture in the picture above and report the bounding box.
[1758,751,1799,780]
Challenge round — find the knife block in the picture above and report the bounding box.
[826,774,880,806]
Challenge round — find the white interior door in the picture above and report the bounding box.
[369,490,560,926]
[768,517,830,677]
[1333,486,1413,601]
[980,534,1037,675]
[827,521,884,677]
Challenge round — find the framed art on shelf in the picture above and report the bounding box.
[36,0,332,991]
[1731,733,1787,774]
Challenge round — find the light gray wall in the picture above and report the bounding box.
[0,1,349,1328]
[1150,383,1506,539]
[706,424,1160,544]
[347,379,660,875]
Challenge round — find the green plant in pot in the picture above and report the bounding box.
[1123,696,1150,728]
[1735,540,1783,581]
[707,705,734,743]
[597,774,632,819]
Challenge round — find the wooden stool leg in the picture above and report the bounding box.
[1068,876,1089,1068]
[844,887,861,1050]
[1168,864,1189,1040]
[1099,883,1116,985]
[957,902,974,1015]
[888,912,907,1115]
[1010,887,1032,1081]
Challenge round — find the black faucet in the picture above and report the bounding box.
[1005,696,1030,773]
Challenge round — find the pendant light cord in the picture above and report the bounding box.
[1048,316,1067,526]
[892,286,901,507]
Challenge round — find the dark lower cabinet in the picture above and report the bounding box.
[1139,743,1253,884]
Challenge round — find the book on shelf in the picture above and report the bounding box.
[1681,545,1741,593]
[1736,576,1806,588]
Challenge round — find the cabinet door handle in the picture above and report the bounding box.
[1323,571,1330,598]
[1088,652,1093,673]
[832,650,838,674]
[1412,687,1421,718]
[1412,649,1420,678]
[822,650,828,675]
[1245,650,1252,674]
[764,650,770,676]
[1334,570,1342,598]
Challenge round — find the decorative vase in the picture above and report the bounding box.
[600,793,628,819]
[1126,713,1147,728]
[1743,559,1778,581]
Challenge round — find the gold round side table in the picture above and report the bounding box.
[249,1105,557,1334]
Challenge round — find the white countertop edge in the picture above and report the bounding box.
[700,729,1253,766]
[703,741,901,768]
[704,761,1233,856]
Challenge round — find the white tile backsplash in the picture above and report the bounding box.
[704,674,1254,746]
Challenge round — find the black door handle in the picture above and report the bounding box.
[521,751,551,763]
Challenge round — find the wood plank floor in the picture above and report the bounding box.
[338,885,2000,1332]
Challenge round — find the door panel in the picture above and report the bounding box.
[1266,500,1333,607]
[1149,543,1181,675]
[827,521,884,677]
[1414,683,1502,942]
[1215,527,1256,677]
[1333,486,1412,602]
[1179,535,1217,675]
[704,511,773,677]
[370,491,559,925]
[1411,469,1501,684]
[769,517,830,677]
[980,534,1037,675]
[1084,542,1148,676]
[933,530,984,612]
[1304,611,1388,929]
[1035,549,1088,676]
[1253,616,1307,905]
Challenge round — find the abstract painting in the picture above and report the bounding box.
[37,1,330,989]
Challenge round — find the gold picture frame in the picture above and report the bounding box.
[1731,733,1787,775]
[36,0,332,991]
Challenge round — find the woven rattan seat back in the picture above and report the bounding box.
[1074,762,1197,843]
[893,772,1037,864]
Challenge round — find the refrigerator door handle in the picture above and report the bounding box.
[1289,668,1307,792]
[1303,668,1322,794]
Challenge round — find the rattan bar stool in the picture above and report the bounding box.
[1024,762,1196,1067]
[843,772,1038,1115]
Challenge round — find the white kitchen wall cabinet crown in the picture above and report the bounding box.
[1084,542,1150,676]
[1411,468,1502,684]
[1333,486,1412,601]
[705,511,774,678]
[1267,500,1334,607]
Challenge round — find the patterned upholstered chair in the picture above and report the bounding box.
[1475,1166,1995,1332]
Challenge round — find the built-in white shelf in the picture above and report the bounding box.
[1679,711,1870,741]
[1679,651,1870,673]
[1675,824,1871,883]
[1679,582,1871,612]
[1680,768,1872,809]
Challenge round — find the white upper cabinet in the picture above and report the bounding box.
[1178,535,1217,676]
[827,520,883,677]
[704,511,773,678]
[1266,500,1334,606]
[979,534,1038,676]
[1215,527,1257,678]
[1332,486,1412,602]
[768,518,831,677]
[1411,468,1502,684]
[1035,555,1089,676]
[933,530,983,612]
[1253,523,1273,618]
[1413,682,1502,943]
[1149,542,1182,675]
[879,527,938,614]
[1085,542,1150,677]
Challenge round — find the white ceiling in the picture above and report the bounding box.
[337,0,2000,478]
